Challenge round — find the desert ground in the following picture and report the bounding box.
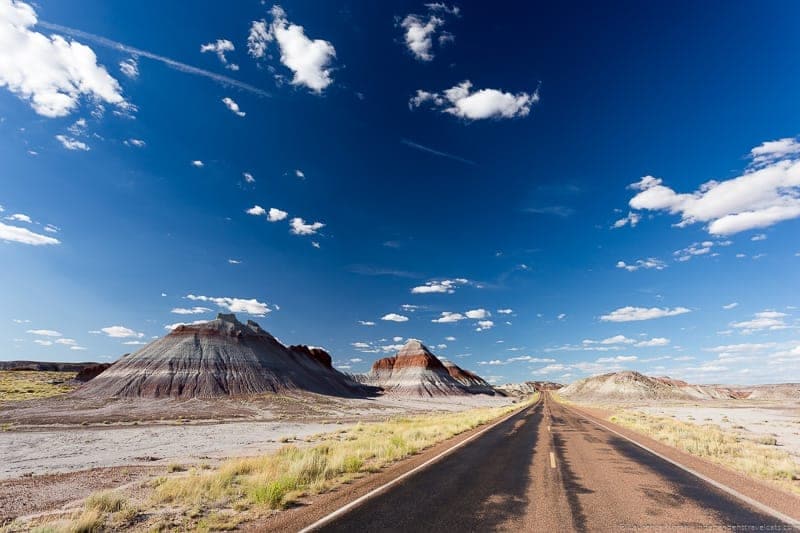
[0,375,513,525]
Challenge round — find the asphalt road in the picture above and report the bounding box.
[314,393,792,532]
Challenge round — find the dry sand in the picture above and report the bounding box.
[637,401,800,466]
[0,394,513,480]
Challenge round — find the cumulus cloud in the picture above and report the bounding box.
[731,310,790,334]
[399,4,459,62]
[411,278,468,294]
[222,96,245,117]
[0,220,60,245]
[55,134,89,151]
[0,0,127,117]
[465,308,490,319]
[100,325,144,338]
[119,57,138,78]
[381,313,409,322]
[723,302,739,310]
[634,337,670,347]
[626,137,800,235]
[497,308,513,315]
[191,160,204,167]
[616,258,666,272]
[600,306,691,322]
[611,211,641,229]
[170,306,212,315]
[475,320,494,331]
[358,320,375,326]
[431,312,465,323]
[246,205,266,216]
[248,5,336,93]
[186,294,273,316]
[200,38,238,70]
[124,138,145,148]
[290,217,324,235]
[164,320,209,331]
[268,207,288,222]
[243,172,255,183]
[5,213,31,223]
[410,81,539,120]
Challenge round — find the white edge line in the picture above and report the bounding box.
[298,397,539,532]
[564,405,800,528]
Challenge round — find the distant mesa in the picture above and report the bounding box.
[358,339,495,396]
[75,313,367,399]
[559,371,739,402]
[497,381,562,396]
[73,363,112,383]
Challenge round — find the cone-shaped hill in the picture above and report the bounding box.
[76,313,366,399]
[361,339,493,396]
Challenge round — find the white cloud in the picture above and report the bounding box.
[243,172,255,183]
[400,14,443,61]
[27,329,61,337]
[616,258,666,272]
[0,0,127,117]
[171,306,212,315]
[410,81,539,120]
[55,134,89,151]
[249,6,336,93]
[722,302,739,310]
[381,313,409,322]
[532,364,569,375]
[186,294,272,316]
[596,355,638,363]
[70,345,87,350]
[445,336,456,341]
[358,320,375,326]
[0,220,60,245]
[246,205,266,216]
[557,313,566,320]
[731,310,789,334]
[411,278,468,294]
[751,233,767,241]
[497,308,513,315]
[475,320,494,331]
[55,338,76,345]
[634,337,670,347]
[33,339,52,346]
[200,38,238,70]
[290,217,324,235]
[673,241,723,262]
[119,57,138,78]
[349,358,363,363]
[5,213,31,223]
[100,325,144,338]
[222,96,245,117]
[612,211,640,229]
[295,169,305,179]
[601,306,691,322]
[124,138,145,148]
[311,241,320,249]
[465,308,490,319]
[431,312,465,323]
[626,137,800,235]
[228,259,241,265]
[267,207,288,222]
[392,336,404,342]
[164,320,209,331]
[191,160,204,167]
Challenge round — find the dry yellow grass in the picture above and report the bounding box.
[609,410,800,494]
[14,395,535,532]
[0,371,77,402]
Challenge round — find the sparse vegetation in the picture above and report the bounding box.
[609,410,800,494]
[0,371,77,402]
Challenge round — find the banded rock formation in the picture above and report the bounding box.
[362,339,491,396]
[76,313,364,399]
[559,371,737,402]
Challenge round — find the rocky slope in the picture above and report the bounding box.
[559,371,737,402]
[75,313,366,399]
[361,340,490,396]
[442,360,498,395]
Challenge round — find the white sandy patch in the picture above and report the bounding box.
[0,420,344,480]
[637,403,800,466]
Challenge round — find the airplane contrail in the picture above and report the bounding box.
[38,21,271,98]
[400,139,476,166]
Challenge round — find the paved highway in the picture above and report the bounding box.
[312,393,791,531]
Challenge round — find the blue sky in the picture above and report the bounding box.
[1,0,799,385]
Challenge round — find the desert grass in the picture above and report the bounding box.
[609,410,800,494]
[0,371,77,402]
[153,397,534,512]
[15,396,534,532]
